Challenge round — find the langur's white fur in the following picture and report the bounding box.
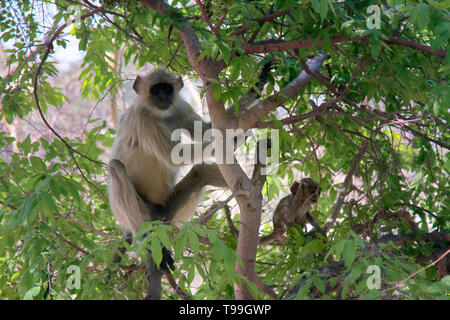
[108,67,209,234]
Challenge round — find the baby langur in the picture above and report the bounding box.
[108,68,228,270]
[273,178,323,238]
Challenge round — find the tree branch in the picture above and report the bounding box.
[139,0,221,81]
[32,6,108,202]
[384,248,450,289]
[377,232,450,244]
[236,54,327,131]
[324,141,368,234]
[162,271,191,300]
[241,35,445,60]
[138,0,313,300]
[195,0,216,35]
[55,212,116,239]
[224,205,239,237]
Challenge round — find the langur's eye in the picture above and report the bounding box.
[150,83,173,96]
[150,87,159,95]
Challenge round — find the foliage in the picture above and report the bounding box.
[0,0,448,299]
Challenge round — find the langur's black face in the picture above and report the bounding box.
[149,82,174,110]
[133,73,181,112]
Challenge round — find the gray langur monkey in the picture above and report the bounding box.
[108,67,231,280]
[273,178,323,235]
[259,178,322,245]
[108,68,228,237]
[107,62,274,299]
[108,62,274,277]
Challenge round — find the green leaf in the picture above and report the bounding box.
[213,84,221,102]
[174,233,187,261]
[319,0,328,21]
[229,58,241,82]
[30,156,46,171]
[55,176,81,203]
[223,246,235,277]
[326,240,345,260]
[310,0,320,13]
[39,191,58,216]
[410,4,430,30]
[341,279,350,299]
[362,290,381,300]
[150,238,162,267]
[12,167,27,180]
[188,231,199,255]
[246,280,262,299]
[207,229,218,244]
[321,31,331,51]
[355,278,367,296]
[0,199,10,223]
[217,41,231,64]
[20,135,32,155]
[187,262,196,284]
[48,177,61,199]
[19,193,39,227]
[349,230,365,248]
[195,263,207,281]
[312,277,325,294]
[23,286,40,300]
[348,264,363,283]
[211,44,219,60]
[370,40,381,58]
[259,22,272,38]
[343,240,356,267]
[441,275,450,288]
[295,279,313,300]
[156,227,172,251]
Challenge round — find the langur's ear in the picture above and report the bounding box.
[133,75,142,94]
[177,76,184,89]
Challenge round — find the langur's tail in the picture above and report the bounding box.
[108,159,150,236]
[108,159,175,272]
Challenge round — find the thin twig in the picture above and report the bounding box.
[324,141,368,234]
[32,6,108,202]
[56,212,116,239]
[162,271,191,300]
[195,0,217,35]
[224,205,239,237]
[384,248,450,288]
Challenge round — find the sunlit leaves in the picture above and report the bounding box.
[409,4,430,31]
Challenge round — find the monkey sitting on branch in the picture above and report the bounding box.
[108,63,274,299]
[108,67,230,299]
[108,67,228,265]
[260,178,323,245]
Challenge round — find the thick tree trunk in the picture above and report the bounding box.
[138,0,326,300]
[233,189,263,299]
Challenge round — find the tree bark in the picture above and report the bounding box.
[138,0,326,299]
